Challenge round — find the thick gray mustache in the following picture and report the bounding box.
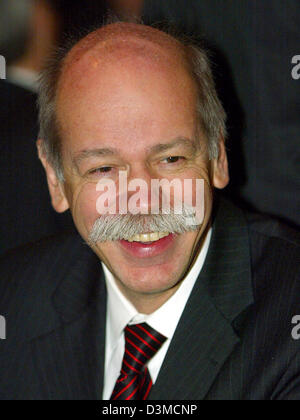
[88,208,200,244]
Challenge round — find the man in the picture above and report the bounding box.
[0,21,299,400]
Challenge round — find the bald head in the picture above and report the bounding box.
[38,20,226,180]
[66,22,182,62]
[57,23,194,131]
[60,22,188,88]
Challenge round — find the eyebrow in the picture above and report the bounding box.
[148,137,199,155]
[73,147,118,166]
[73,137,199,166]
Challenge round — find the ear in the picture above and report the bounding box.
[212,138,230,189]
[37,139,69,213]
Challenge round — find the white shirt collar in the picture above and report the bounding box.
[7,66,39,93]
[103,228,212,352]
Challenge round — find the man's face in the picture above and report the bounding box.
[44,33,228,307]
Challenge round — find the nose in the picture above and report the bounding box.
[125,164,154,215]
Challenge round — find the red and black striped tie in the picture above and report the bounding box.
[110,323,166,400]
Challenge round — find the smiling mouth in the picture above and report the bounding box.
[125,231,170,243]
[119,232,175,258]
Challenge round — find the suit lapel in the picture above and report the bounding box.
[149,281,240,400]
[149,196,254,400]
[30,240,107,400]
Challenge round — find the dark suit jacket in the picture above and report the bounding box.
[0,80,74,255]
[0,197,300,400]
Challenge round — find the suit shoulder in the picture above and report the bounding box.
[0,232,84,272]
[0,233,86,305]
[246,211,300,248]
[245,211,300,304]
[0,233,101,346]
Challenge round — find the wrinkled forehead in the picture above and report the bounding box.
[59,22,189,90]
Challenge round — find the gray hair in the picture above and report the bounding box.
[88,205,199,244]
[37,19,227,182]
[184,43,227,159]
[0,0,34,64]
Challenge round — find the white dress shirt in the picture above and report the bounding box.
[7,66,39,93]
[102,229,212,400]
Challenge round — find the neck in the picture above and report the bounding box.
[116,281,182,314]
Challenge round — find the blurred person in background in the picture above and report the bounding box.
[0,0,61,92]
[0,0,109,92]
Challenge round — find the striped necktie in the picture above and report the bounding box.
[110,323,167,400]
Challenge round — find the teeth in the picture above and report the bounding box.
[126,232,169,243]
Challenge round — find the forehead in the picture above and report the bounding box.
[58,23,191,97]
[64,22,185,68]
[55,23,198,154]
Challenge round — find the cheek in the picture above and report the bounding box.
[173,166,212,210]
[71,183,100,233]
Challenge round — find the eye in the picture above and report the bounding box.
[88,166,113,175]
[161,156,184,164]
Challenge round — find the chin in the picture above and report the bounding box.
[92,230,198,293]
[110,254,189,295]
[118,272,183,296]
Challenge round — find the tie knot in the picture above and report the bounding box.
[122,323,166,375]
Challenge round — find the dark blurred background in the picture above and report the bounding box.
[0,0,299,255]
[142,0,300,231]
[0,0,110,255]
